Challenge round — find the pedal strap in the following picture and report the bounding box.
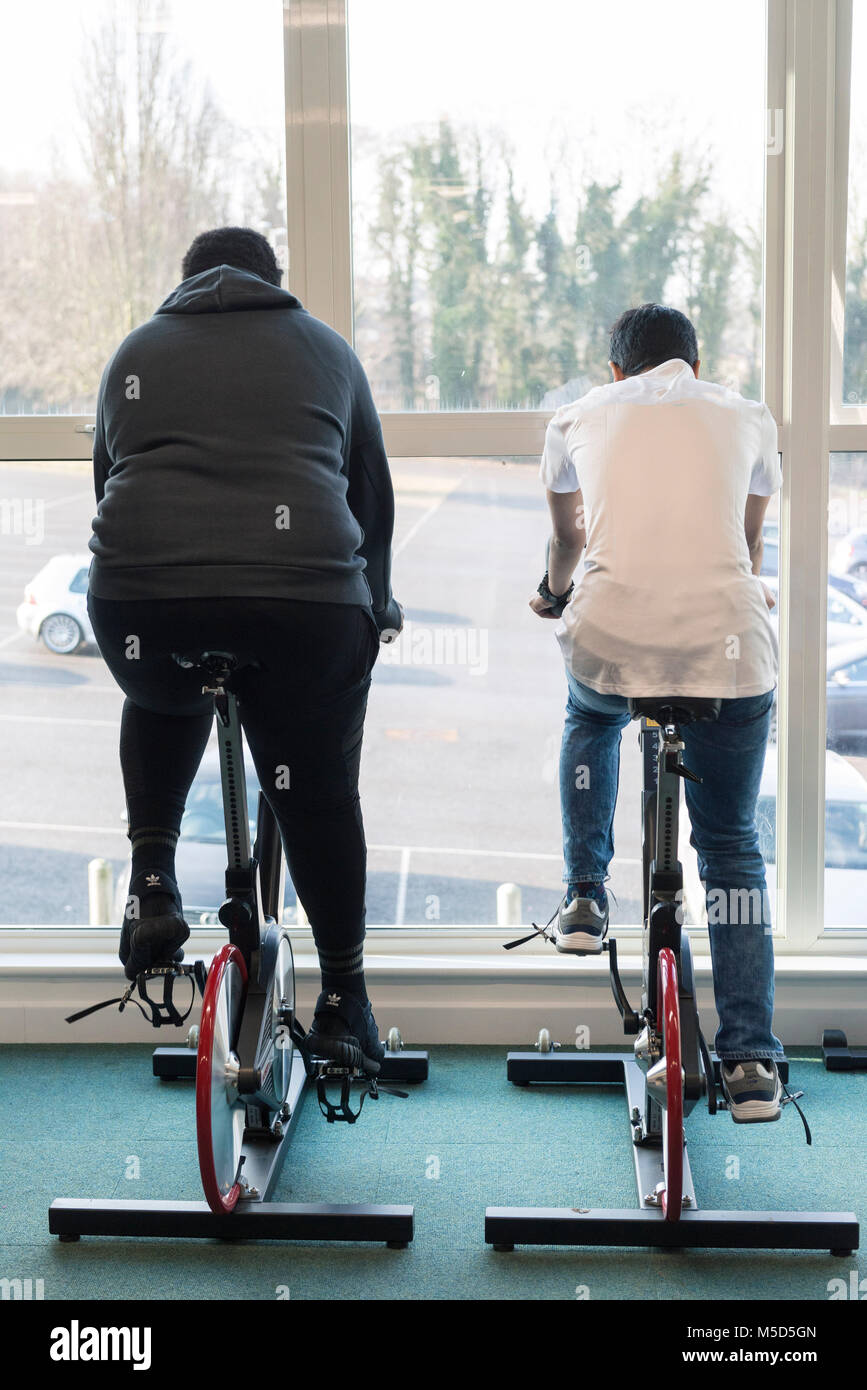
[66,962,206,1029]
[503,889,618,951]
[780,1081,812,1145]
[314,1066,410,1123]
[315,1066,378,1124]
[503,902,559,950]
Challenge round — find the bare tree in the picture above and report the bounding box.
[0,0,247,411]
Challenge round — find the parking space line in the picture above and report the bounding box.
[0,820,127,835]
[0,819,640,867]
[45,491,93,508]
[369,843,642,865]
[394,846,411,925]
[393,483,460,559]
[1,714,118,726]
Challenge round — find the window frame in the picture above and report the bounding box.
[2,0,867,953]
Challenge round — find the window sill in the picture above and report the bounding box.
[1,935,865,1045]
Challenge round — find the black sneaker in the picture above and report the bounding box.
[552,887,609,954]
[304,990,385,1074]
[118,869,189,982]
[720,1058,783,1123]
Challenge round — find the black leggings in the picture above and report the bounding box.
[87,593,380,955]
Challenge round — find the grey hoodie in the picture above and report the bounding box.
[87,265,397,625]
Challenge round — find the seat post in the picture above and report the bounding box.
[654,722,684,880]
[214,683,253,874]
[171,649,253,872]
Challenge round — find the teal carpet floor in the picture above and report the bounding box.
[0,1045,863,1301]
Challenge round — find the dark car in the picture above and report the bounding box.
[827,638,867,753]
[829,571,867,610]
[767,637,867,752]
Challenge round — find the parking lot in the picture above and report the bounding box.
[0,457,653,928]
[3,457,865,930]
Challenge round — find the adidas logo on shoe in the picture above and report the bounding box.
[326,993,341,1006]
[145,874,161,887]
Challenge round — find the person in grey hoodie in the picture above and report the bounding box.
[87,225,402,1069]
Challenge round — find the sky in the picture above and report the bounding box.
[0,0,285,180]
[2,0,864,292]
[348,0,767,224]
[0,0,767,222]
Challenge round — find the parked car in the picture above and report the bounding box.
[763,576,867,646]
[831,529,867,582]
[16,553,95,654]
[829,570,867,610]
[766,637,867,751]
[827,638,867,752]
[114,746,296,924]
[759,526,867,609]
[756,747,867,927]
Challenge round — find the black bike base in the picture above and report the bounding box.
[54,1046,428,1246]
[49,1198,414,1246]
[485,1207,858,1253]
[822,1029,867,1072]
[506,1049,789,1085]
[486,1052,859,1255]
[153,1046,429,1083]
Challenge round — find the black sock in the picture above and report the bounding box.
[318,941,368,1005]
[128,826,180,919]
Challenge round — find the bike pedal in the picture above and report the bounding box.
[315,1064,379,1124]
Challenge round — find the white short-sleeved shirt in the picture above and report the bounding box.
[539,358,782,698]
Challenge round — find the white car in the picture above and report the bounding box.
[763,576,867,646]
[16,553,95,655]
[756,746,867,927]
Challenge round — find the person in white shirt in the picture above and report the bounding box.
[531,303,784,1123]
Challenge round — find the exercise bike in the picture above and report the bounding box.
[486,697,860,1254]
[51,648,427,1246]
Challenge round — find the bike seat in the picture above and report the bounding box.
[628,696,722,726]
[172,649,261,678]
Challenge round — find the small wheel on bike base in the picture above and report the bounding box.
[386,1027,403,1053]
[657,946,684,1222]
[196,943,249,1215]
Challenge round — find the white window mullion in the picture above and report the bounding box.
[776,0,837,953]
[284,0,352,341]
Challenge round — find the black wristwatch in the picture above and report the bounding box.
[537,571,574,617]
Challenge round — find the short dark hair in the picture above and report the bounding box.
[181,226,283,287]
[608,303,698,376]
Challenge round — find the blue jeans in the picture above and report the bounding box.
[560,672,784,1061]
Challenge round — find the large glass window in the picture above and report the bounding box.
[3,1,866,951]
[0,0,286,416]
[348,0,767,411]
[825,453,867,928]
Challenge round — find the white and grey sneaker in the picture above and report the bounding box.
[720,1059,783,1123]
[552,888,609,955]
